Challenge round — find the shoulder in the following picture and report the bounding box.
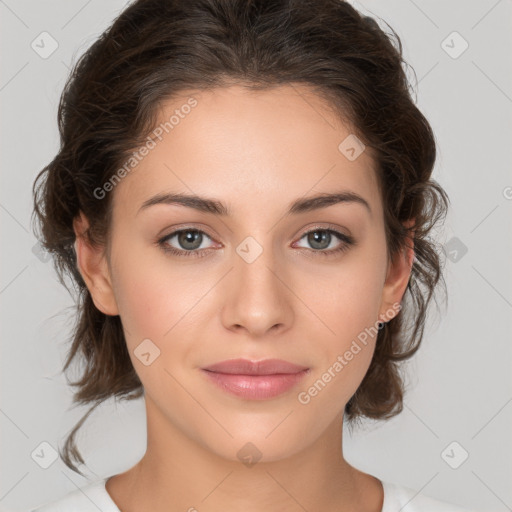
[381,480,477,512]
[29,478,119,512]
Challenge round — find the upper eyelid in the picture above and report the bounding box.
[161,225,351,246]
[293,226,353,247]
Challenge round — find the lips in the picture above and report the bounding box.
[202,358,309,375]
[201,358,310,400]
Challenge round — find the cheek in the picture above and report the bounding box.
[109,243,181,345]
[110,248,217,371]
[110,263,199,395]
[294,249,386,397]
[303,254,386,339]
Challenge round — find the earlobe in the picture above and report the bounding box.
[378,220,415,323]
[73,212,119,316]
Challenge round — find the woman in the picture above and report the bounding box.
[30,0,476,510]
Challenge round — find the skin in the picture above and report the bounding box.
[73,84,414,512]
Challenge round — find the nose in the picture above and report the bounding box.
[219,240,294,338]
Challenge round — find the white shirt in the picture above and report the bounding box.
[29,476,477,512]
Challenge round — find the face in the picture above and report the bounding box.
[74,84,411,463]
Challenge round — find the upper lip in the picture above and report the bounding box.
[202,358,309,375]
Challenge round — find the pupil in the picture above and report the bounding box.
[180,230,201,249]
[309,230,329,249]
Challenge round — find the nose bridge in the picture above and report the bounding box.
[234,232,283,300]
[221,232,292,334]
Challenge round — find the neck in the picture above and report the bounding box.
[105,397,383,512]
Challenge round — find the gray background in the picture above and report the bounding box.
[1,1,511,511]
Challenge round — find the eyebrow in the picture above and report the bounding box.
[137,190,372,217]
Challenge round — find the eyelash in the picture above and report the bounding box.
[156,224,355,259]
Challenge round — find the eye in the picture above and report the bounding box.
[293,226,355,256]
[157,228,216,258]
[157,225,355,259]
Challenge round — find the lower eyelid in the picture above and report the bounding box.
[158,227,354,255]
[161,229,215,249]
[295,229,353,246]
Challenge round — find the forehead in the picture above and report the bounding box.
[111,84,381,220]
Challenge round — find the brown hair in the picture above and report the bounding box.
[32,0,449,475]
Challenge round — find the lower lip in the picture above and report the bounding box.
[201,369,310,400]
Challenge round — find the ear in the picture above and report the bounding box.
[378,219,415,323]
[73,211,119,316]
